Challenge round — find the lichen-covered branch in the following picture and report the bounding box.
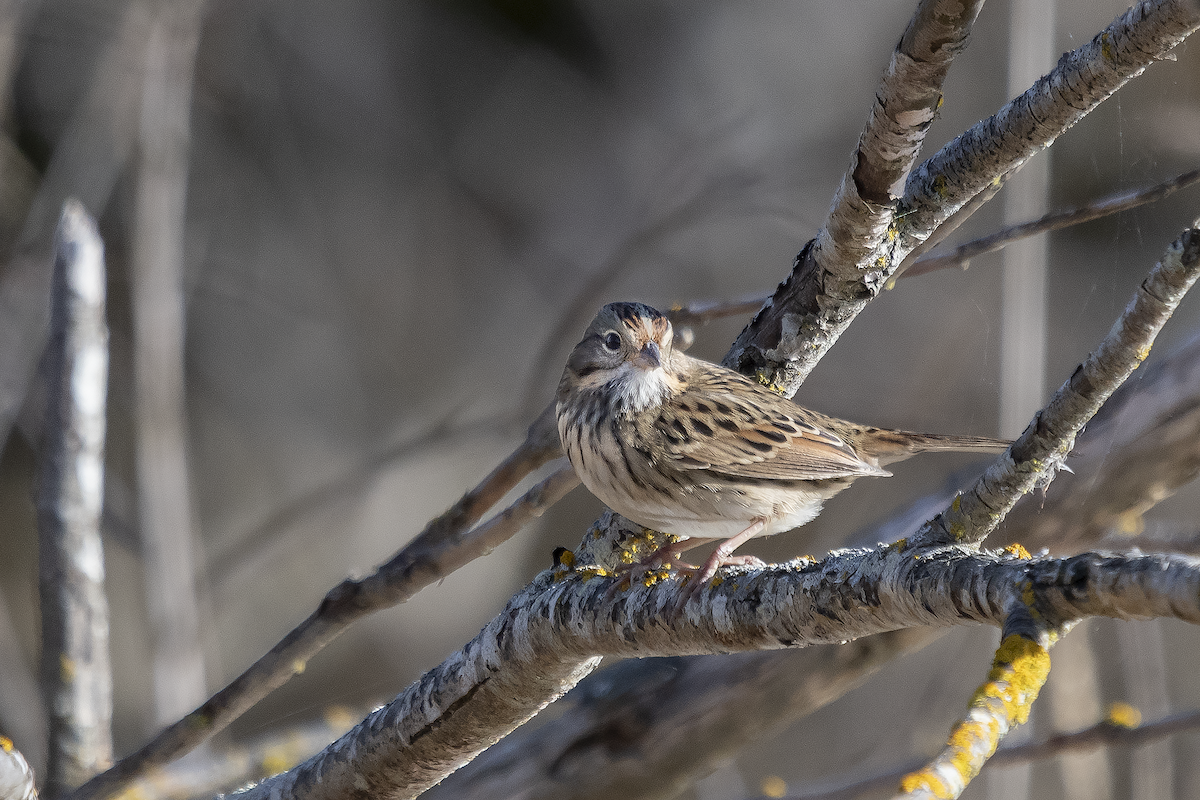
[1003,330,1200,548]
[726,0,1200,392]
[36,200,112,798]
[229,547,1200,800]
[795,705,1200,800]
[899,631,1055,799]
[916,223,1200,547]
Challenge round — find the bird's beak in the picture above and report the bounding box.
[632,341,661,370]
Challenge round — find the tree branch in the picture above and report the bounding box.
[230,546,1200,800]
[36,200,112,798]
[917,222,1200,547]
[726,0,1200,393]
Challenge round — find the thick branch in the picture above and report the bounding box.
[36,201,112,797]
[230,548,1200,800]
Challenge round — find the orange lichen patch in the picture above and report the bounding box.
[1003,542,1031,560]
[1106,701,1142,729]
[899,635,1049,798]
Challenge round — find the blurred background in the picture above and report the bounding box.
[1,0,1199,798]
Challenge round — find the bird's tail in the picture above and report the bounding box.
[860,429,1012,466]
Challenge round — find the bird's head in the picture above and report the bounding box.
[557,302,681,414]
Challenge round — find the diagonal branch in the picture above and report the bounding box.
[727,0,1200,394]
[916,222,1200,547]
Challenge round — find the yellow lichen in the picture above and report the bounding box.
[1003,543,1031,560]
[0,735,11,753]
[900,636,1049,797]
[60,653,75,682]
[1106,701,1142,729]
[970,635,1050,726]
[292,659,306,675]
[933,174,948,197]
[899,767,951,798]
[557,549,576,569]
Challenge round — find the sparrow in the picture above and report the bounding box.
[555,301,1011,594]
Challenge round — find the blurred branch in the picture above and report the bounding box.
[782,707,1200,800]
[0,0,148,457]
[36,201,112,798]
[71,411,570,800]
[132,0,208,725]
[726,0,1200,393]
[207,407,517,589]
[0,737,38,800]
[905,167,1200,278]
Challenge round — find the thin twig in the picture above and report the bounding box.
[904,167,1200,278]
[36,200,112,797]
[668,169,1200,325]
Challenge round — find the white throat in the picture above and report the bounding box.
[609,364,671,414]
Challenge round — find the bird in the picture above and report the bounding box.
[555,301,1012,596]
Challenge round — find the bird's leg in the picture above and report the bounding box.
[684,519,767,601]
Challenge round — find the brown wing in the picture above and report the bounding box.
[638,364,889,481]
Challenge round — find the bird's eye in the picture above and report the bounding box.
[602,332,621,352]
